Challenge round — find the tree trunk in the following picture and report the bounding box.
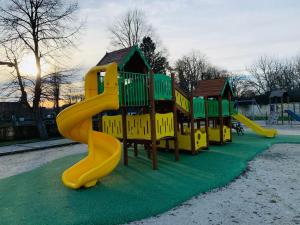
[14,59,31,109]
[33,53,48,139]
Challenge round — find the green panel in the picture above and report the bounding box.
[98,72,173,106]
[119,72,149,106]
[97,75,105,94]
[222,100,229,116]
[207,99,219,117]
[154,74,172,100]
[193,97,205,118]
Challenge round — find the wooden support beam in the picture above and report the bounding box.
[149,71,157,169]
[121,73,128,166]
[281,96,284,125]
[228,94,232,142]
[204,96,210,147]
[218,96,224,144]
[190,95,196,154]
[134,143,138,157]
[171,73,179,161]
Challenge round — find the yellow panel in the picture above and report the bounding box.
[158,127,207,151]
[224,126,231,142]
[102,113,174,140]
[127,114,151,140]
[155,112,174,139]
[208,127,221,142]
[175,90,190,112]
[102,115,123,138]
[208,126,231,142]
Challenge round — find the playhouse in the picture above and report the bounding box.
[56,46,277,189]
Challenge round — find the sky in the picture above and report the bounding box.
[72,0,300,74]
[1,0,300,88]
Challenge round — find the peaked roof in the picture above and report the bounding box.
[193,78,234,97]
[96,46,150,70]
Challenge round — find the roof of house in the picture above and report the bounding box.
[96,46,150,70]
[193,78,234,97]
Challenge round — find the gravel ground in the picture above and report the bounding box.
[0,144,86,179]
[129,144,300,225]
[0,143,299,225]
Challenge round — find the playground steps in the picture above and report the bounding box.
[102,113,174,140]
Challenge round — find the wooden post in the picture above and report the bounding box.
[228,94,232,142]
[180,121,184,134]
[149,71,157,169]
[134,143,138,157]
[171,73,179,161]
[190,96,196,154]
[196,120,200,129]
[204,96,209,147]
[218,96,224,144]
[281,96,284,125]
[121,73,128,166]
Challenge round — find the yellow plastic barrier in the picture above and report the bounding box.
[208,126,231,142]
[102,115,123,139]
[102,113,174,140]
[175,89,189,112]
[158,127,207,151]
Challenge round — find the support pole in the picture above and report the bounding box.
[228,94,232,142]
[190,96,196,154]
[218,96,224,144]
[204,96,209,147]
[149,71,157,169]
[121,73,128,166]
[171,73,179,161]
[134,143,138,157]
[281,96,284,125]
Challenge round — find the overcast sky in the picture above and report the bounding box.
[71,0,300,74]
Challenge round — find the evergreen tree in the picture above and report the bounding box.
[140,37,169,74]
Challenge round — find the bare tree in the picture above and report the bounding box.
[246,56,280,94]
[227,74,247,98]
[42,68,78,114]
[0,40,32,108]
[175,52,226,95]
[0,0,82,139]
[246,55,300,95]
[175,52,207,94]
[108,9,153,49]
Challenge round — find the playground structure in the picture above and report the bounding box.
[57,46,278,189]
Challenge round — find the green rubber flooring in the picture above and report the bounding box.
[1,132,300,225]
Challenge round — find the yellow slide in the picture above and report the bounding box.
[233,113,277,138]
[56,63,121,189]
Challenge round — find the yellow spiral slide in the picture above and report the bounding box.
[56,63,121,189]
